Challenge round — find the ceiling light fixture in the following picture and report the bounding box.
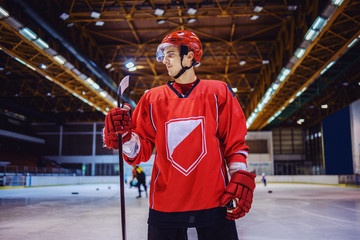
[91,11,101,18]
[266,109,283,125]
[304,29,319,41]
[347,38,359,48]
[312,17,327,31]
[26,64,35,71]
[253,6,263,13]
[95,21,104,26]
[59,12,69,21]
[14,57,35,71]
[19,27,37,41]
[288,5,297,11]
[239,60,246,65]
[0,6,9,18]
[188,18,196,23]
[154,8,164,16]
[45,76,53,81]
[297,119,305,125]
[187,8,197,15]
[320,61,335,75]
[125,61,135,69]
[332,0,344,6]
[295,90,302,97]
[278,68,291,82]
[100,91,107,97]
[157,19,166,24]
[272,82,280,90]
[33,38,49,49]
[86,77,94,85]
[125,61,136,71]
[91,82,100,90]
[250,15,259,21]
[295,48,305,58]
[53,55,66,65]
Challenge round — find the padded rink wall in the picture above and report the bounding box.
[256,175,339,184]
[23,175,340,187]
[26,176,120,187]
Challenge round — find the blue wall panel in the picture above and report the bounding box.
[322,106,353,175]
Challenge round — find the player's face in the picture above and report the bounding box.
[162,46,182,77]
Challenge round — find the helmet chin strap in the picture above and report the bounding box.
[173,45,196,79]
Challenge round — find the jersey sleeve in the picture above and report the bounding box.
[123,92,156,165]
[217,84,249,166]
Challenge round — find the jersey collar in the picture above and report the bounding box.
[167,78,200,98]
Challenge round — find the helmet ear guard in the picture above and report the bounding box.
[179,44,196,67]
[180,44,188,56]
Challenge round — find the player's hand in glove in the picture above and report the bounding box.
[219,170,256,220]
[103,103,133,149]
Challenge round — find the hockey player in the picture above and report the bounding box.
[104,30,256,240]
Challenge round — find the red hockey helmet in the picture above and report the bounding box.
[156,30,202,65]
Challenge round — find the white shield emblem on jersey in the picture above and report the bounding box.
[165,117,207,176]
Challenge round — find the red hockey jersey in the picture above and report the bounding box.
[124,78,249,213]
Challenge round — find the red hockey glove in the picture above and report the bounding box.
[103,104,132,149]
[219,170,256,220]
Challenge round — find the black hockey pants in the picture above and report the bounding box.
[147,220,239,240]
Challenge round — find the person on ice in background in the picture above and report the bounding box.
[130,165,148,198]
[261,173,267,186]
[103,30,256,240]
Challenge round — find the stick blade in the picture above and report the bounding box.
[117,75,130,107]
[118,75,130,97]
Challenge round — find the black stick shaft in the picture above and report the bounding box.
[118,95,126,240]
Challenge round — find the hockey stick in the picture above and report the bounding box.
[117,75,130,240]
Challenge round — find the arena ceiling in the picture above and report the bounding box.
[0,0,359,131]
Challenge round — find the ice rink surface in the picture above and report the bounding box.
[1,183,360,240]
